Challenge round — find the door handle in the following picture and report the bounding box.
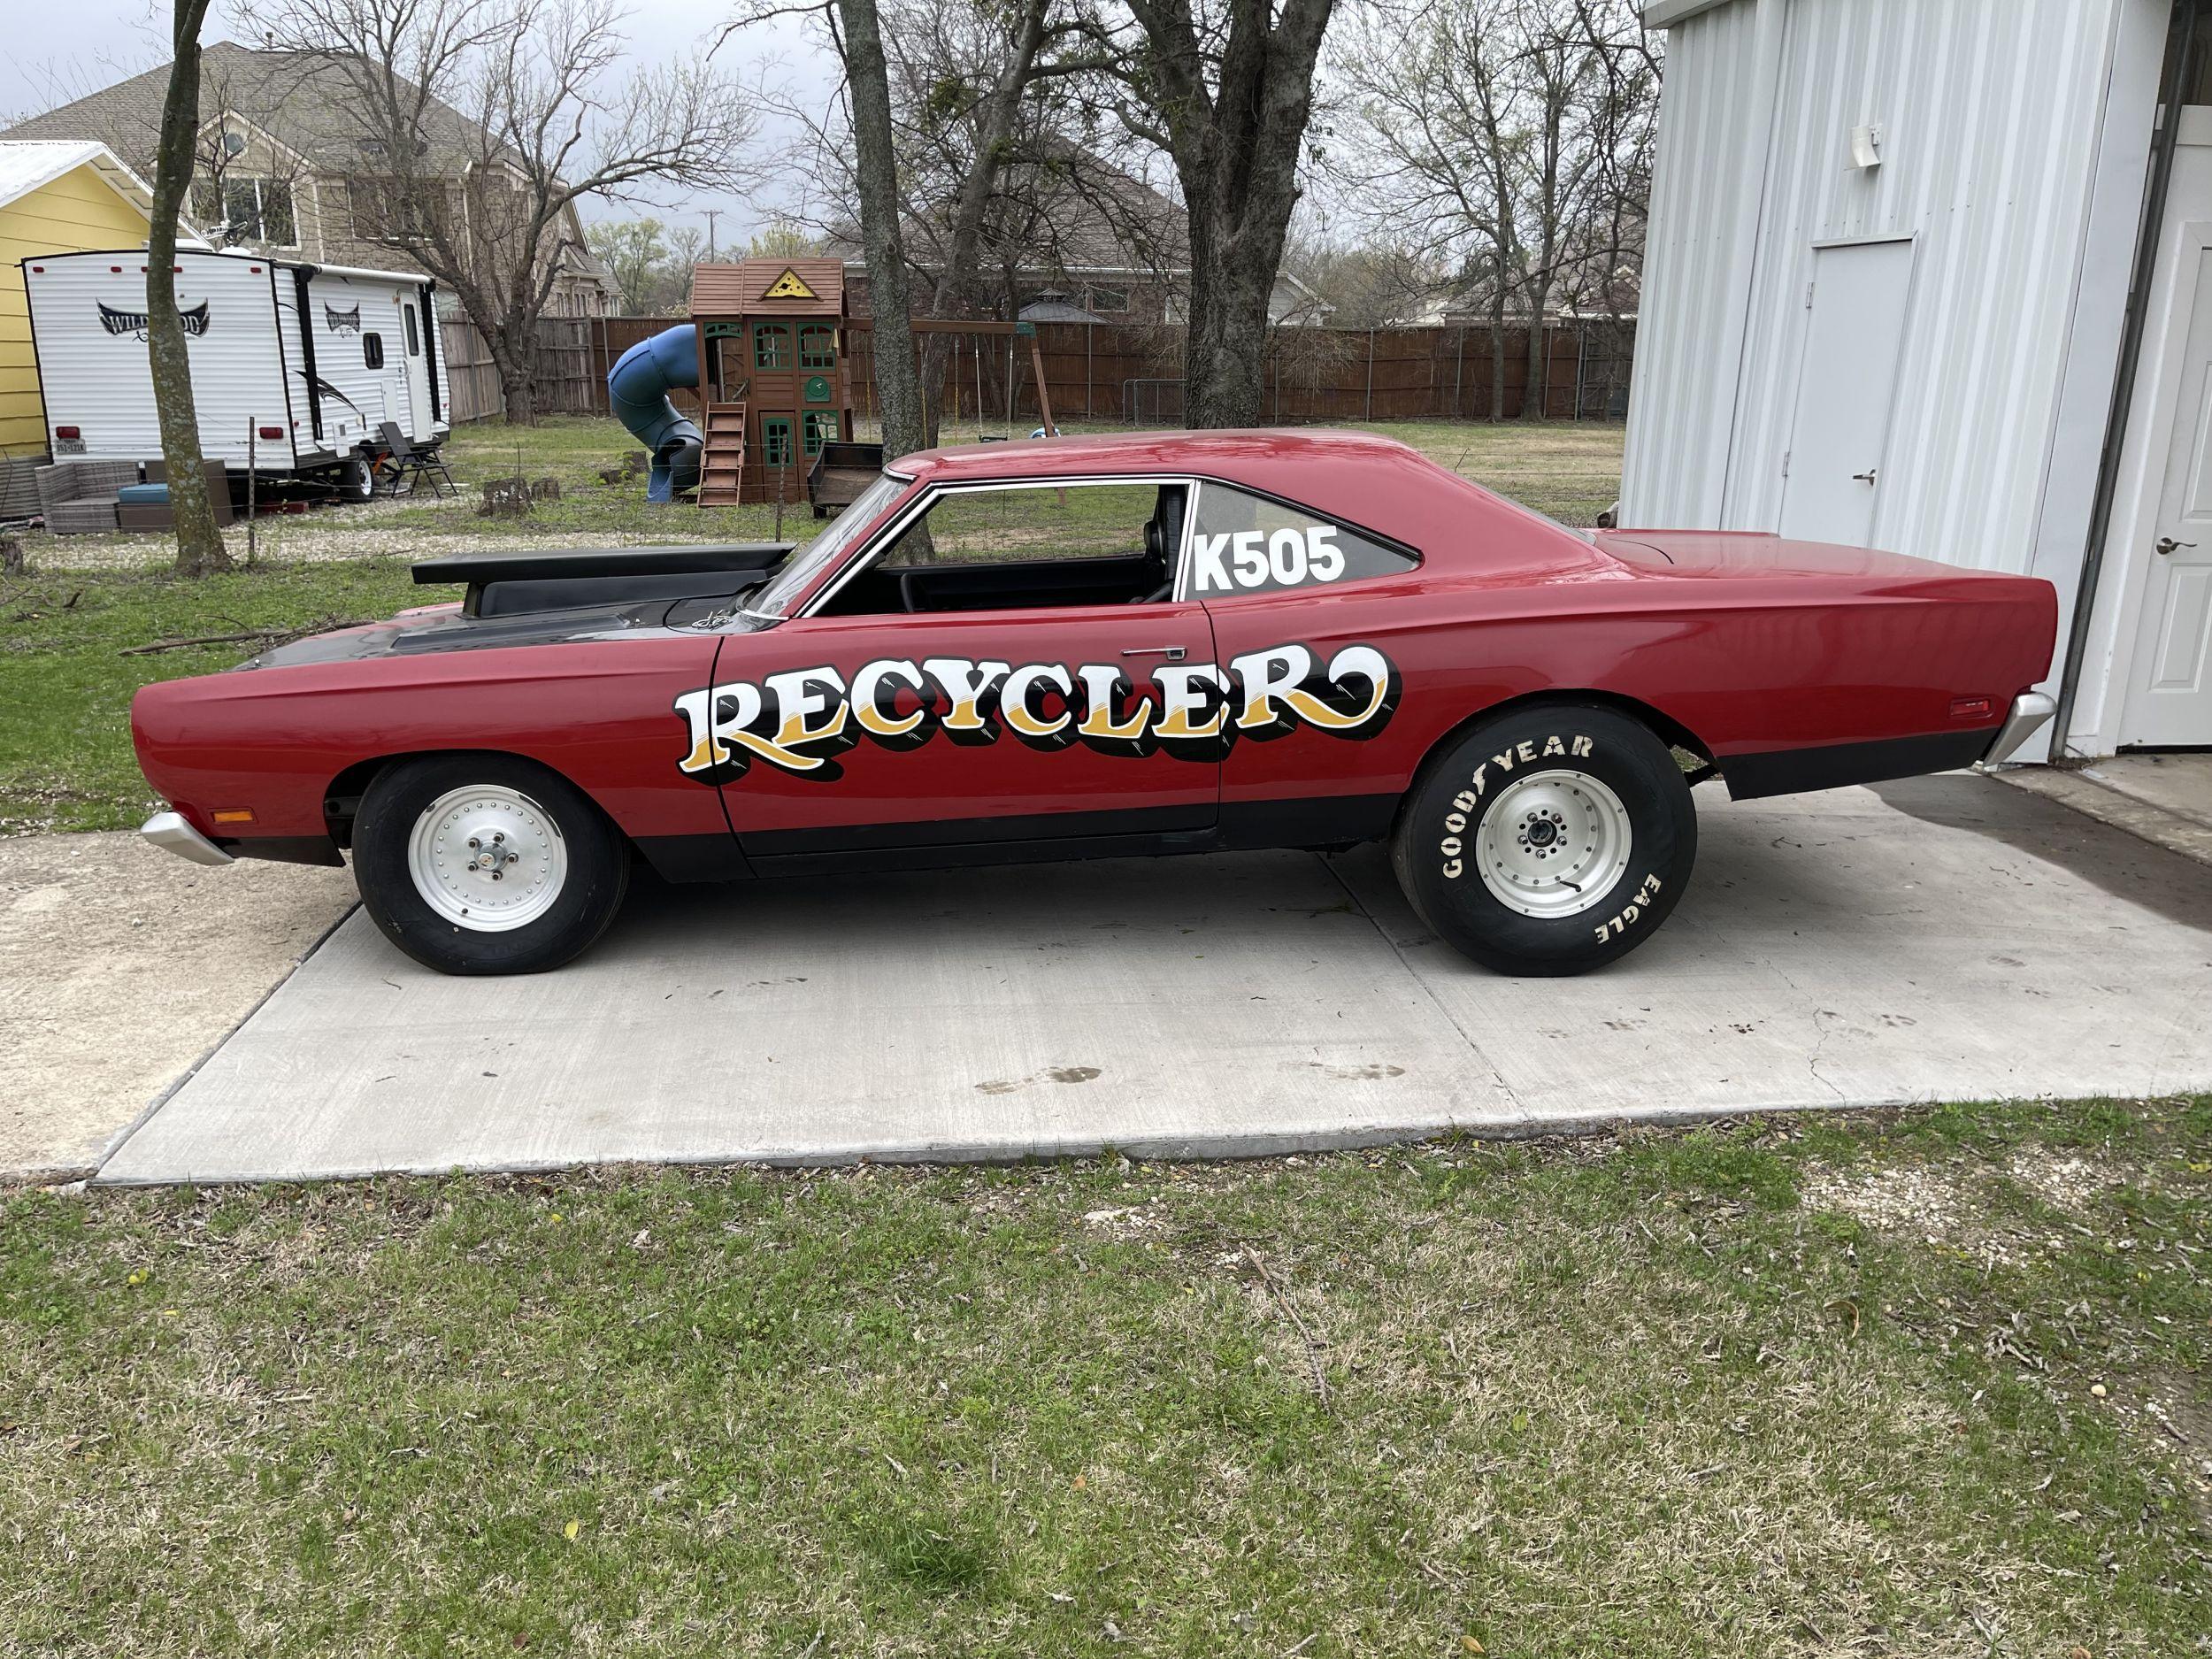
[1122,644,1187,661]
[1851,468,1878,484]
[2156,536,2195,555]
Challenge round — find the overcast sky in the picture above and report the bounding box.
[0,0,833,243]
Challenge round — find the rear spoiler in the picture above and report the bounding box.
[413,543,796,619]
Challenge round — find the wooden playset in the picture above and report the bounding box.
[687,257,856,508]
[685,257,1059,511]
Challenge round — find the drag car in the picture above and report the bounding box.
[132,429,2059,977]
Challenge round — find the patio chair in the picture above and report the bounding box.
[373,421,458,498]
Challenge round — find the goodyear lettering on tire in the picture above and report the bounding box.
[1440,732,1594,880]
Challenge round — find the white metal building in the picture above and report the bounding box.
[1622,0,2212,757]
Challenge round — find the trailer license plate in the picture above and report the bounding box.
[54,437,85,456]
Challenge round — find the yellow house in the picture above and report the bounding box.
[0,140,169,465]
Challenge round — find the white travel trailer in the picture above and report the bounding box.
[20,248,451,497]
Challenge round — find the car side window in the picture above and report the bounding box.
[1184,482,1416,598]
[813,481,1186,617]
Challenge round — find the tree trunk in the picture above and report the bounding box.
[1128,0,1334,429]
[1182,251,1277,428]
[836,0,926,459]
[1488,300,1507,424]
[1524,313,1548,422]
[494,335,539,426]
[150,0,230,578]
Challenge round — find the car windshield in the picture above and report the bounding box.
[744,472,908,619]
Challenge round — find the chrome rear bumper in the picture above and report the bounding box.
[1981,691,2057,765]
[142,810,234,867]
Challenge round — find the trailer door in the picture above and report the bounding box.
[399,297,435,442]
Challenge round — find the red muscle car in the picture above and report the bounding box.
[132,430,2059,977]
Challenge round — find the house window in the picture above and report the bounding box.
[364,332,385,369]
[1087,286,1129,314]
[799,325,837,369]
[803,411,837,457]
[349,177,442,241]
[754,324,792,370]
[761,417,794,468]
[203,176,296,246]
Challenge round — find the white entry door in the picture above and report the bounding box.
[399,297,435,442]
[2120,248,2212,747]
[1778,238,1916,547]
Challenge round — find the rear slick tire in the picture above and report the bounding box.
[352,755,630,976]
[1390,704,1696,977]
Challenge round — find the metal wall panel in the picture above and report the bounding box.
[1622,0,2134,585]
[1619,0,1773,524]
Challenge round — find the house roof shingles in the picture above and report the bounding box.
[3,41,488,176]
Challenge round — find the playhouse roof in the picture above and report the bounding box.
[691,257,845,317]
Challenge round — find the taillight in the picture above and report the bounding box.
[257,426,282,440]
[54,426,80,441]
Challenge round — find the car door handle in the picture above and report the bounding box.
[1122,645,1187,661]
[2156,536,2195,555]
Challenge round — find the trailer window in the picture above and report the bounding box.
[364,333,385,369]
[403,305,420,356]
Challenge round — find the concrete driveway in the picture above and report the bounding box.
[91,772,2212,1185]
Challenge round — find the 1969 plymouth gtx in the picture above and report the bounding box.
[132,430,2059,977]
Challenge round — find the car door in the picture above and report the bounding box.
[1187,480,1426,845]
[695,478,1221,865]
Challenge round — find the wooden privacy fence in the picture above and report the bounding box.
[841,319,1638,427]
[454,314,1637,426]
[439,314,603,423]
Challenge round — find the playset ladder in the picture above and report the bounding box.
[695,401,748,507]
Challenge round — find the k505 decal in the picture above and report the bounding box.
[673,641,1400,783]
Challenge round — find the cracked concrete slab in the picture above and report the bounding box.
[93,774,2212,1185]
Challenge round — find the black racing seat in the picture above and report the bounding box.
[1131,485,1186,603]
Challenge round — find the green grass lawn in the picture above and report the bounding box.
[3,1097,2205,1655]
[0,561,457,833]
[0,417,1624,834]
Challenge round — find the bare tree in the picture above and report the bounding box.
[256,0,761,421]
[584,215,672,312]
[879,0,1113,437]
[1100,0,1337,428]
[742,0,1110,443]
[149,0,230,576]
[1334,0,1655,420]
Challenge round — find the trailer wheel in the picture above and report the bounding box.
[1391,704,1696,977]
[352,755,631,975]
[340,456,375,503]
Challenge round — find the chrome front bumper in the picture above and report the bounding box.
[142,810,234,867]
[1981,691,2058,765]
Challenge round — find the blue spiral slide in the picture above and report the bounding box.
[606,324,703,501]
